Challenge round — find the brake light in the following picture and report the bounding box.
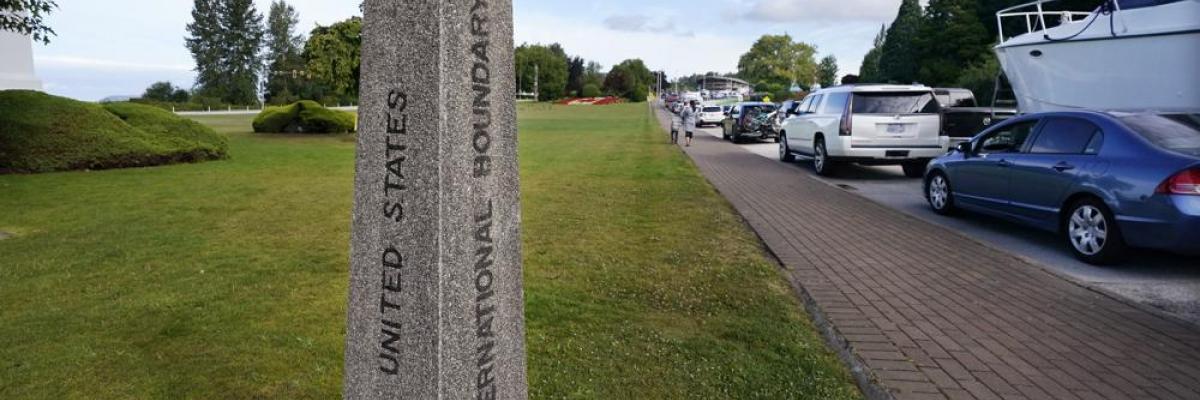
[835,107,854,135]
[1157,168,1200,195]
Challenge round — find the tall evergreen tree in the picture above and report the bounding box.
[817,55,839,88]
[917,0,990,86]
[221,0,265,105]
[565,57,585,97]
[185,0,264,105]
[878,0,923,84]
[186,0,225,101]
[263,0,305,104]
[858,25,886,83]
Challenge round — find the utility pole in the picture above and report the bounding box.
[533,64,539,102]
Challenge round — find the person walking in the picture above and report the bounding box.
[680,100,698,147]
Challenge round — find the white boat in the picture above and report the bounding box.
[994,0,1200,113]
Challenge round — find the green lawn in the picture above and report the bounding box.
[0,103,860,399]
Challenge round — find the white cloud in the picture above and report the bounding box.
[35,56,192,72]
[741,0,901,22]
[602,14,693,37]
[516,12,745,78]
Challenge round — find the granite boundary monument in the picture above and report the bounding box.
[345,1,527,399]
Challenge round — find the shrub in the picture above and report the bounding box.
[0,90,229,173]
[103,102,228,159]
[581,84,601,98]
[252,100,355,134]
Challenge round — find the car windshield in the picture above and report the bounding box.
[703,107,722,112]
[1120,113,1200,156]
[744,105,777,114]
[853,92,940,114]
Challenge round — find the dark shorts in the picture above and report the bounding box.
[685,131,694,138]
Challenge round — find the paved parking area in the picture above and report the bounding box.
[690,119,1200,325]
[661,106,1200,400]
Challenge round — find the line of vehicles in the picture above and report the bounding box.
[668,0,1200,265]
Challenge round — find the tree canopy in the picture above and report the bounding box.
[737,34,817,98]
[603,59,652,102]
[0,0,57,43]
[264,0,306,104]
[302,17,362,104]
[515,44,569,101]
[817,56,839,88]
[185,0,265,105]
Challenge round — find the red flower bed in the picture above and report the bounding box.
[554,96,623,106]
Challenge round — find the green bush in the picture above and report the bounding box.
[252,100,355,134]
[103,102,229,158]
[581,83,601,98]
[0,90,229,173]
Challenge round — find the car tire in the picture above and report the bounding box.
[813,138,836,176]
[926,172,956,215]
[722,128,729,141]
[902,160,928,178]
[779,136,796,162]
[1063,198,1127,265]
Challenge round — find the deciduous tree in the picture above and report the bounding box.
[515,43,568,101]
[303,17,361,104]
[0,0,56,43]
[737,34,818,93]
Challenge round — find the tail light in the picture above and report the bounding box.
[1157,168,1200,195]
[839,97,853,136]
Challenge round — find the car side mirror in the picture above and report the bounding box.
[956,141,973,155]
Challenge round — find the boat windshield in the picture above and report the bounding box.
[1120,113,1200,156]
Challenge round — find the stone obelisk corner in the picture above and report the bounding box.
[345,1,526,399]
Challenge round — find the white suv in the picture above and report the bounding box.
[778,84,944,177]
[697,105,725,127]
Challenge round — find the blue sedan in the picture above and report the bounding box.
[924,111,1200,264]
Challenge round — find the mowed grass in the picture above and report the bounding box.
[0,104,860,399]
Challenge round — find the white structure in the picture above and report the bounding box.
[0,25,42,90]
[995,0,1200,113]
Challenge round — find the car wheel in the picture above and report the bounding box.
[902,160,927,178]
[779,136,796,162]
[926,172,955,215]
[1064,198,1127,265]
[813,138,836,176]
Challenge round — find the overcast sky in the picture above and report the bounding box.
[35,0,903,101]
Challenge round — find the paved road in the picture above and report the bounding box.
[689,118,1200,325]
[663,106,1200,400]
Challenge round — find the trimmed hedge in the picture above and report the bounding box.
[0,90,229,173]
[252,100,356,134]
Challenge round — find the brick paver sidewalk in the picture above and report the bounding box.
[657,107,1200,400]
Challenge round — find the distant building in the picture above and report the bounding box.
[0,26,42,90]
[699,76,751,95]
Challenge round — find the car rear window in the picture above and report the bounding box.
[852,92,940,114]
[703,106,722,112]
[1120,113,1200,156]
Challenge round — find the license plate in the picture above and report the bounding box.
[887,124,906,134]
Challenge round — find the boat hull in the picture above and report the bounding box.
[997,30,1200,113]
